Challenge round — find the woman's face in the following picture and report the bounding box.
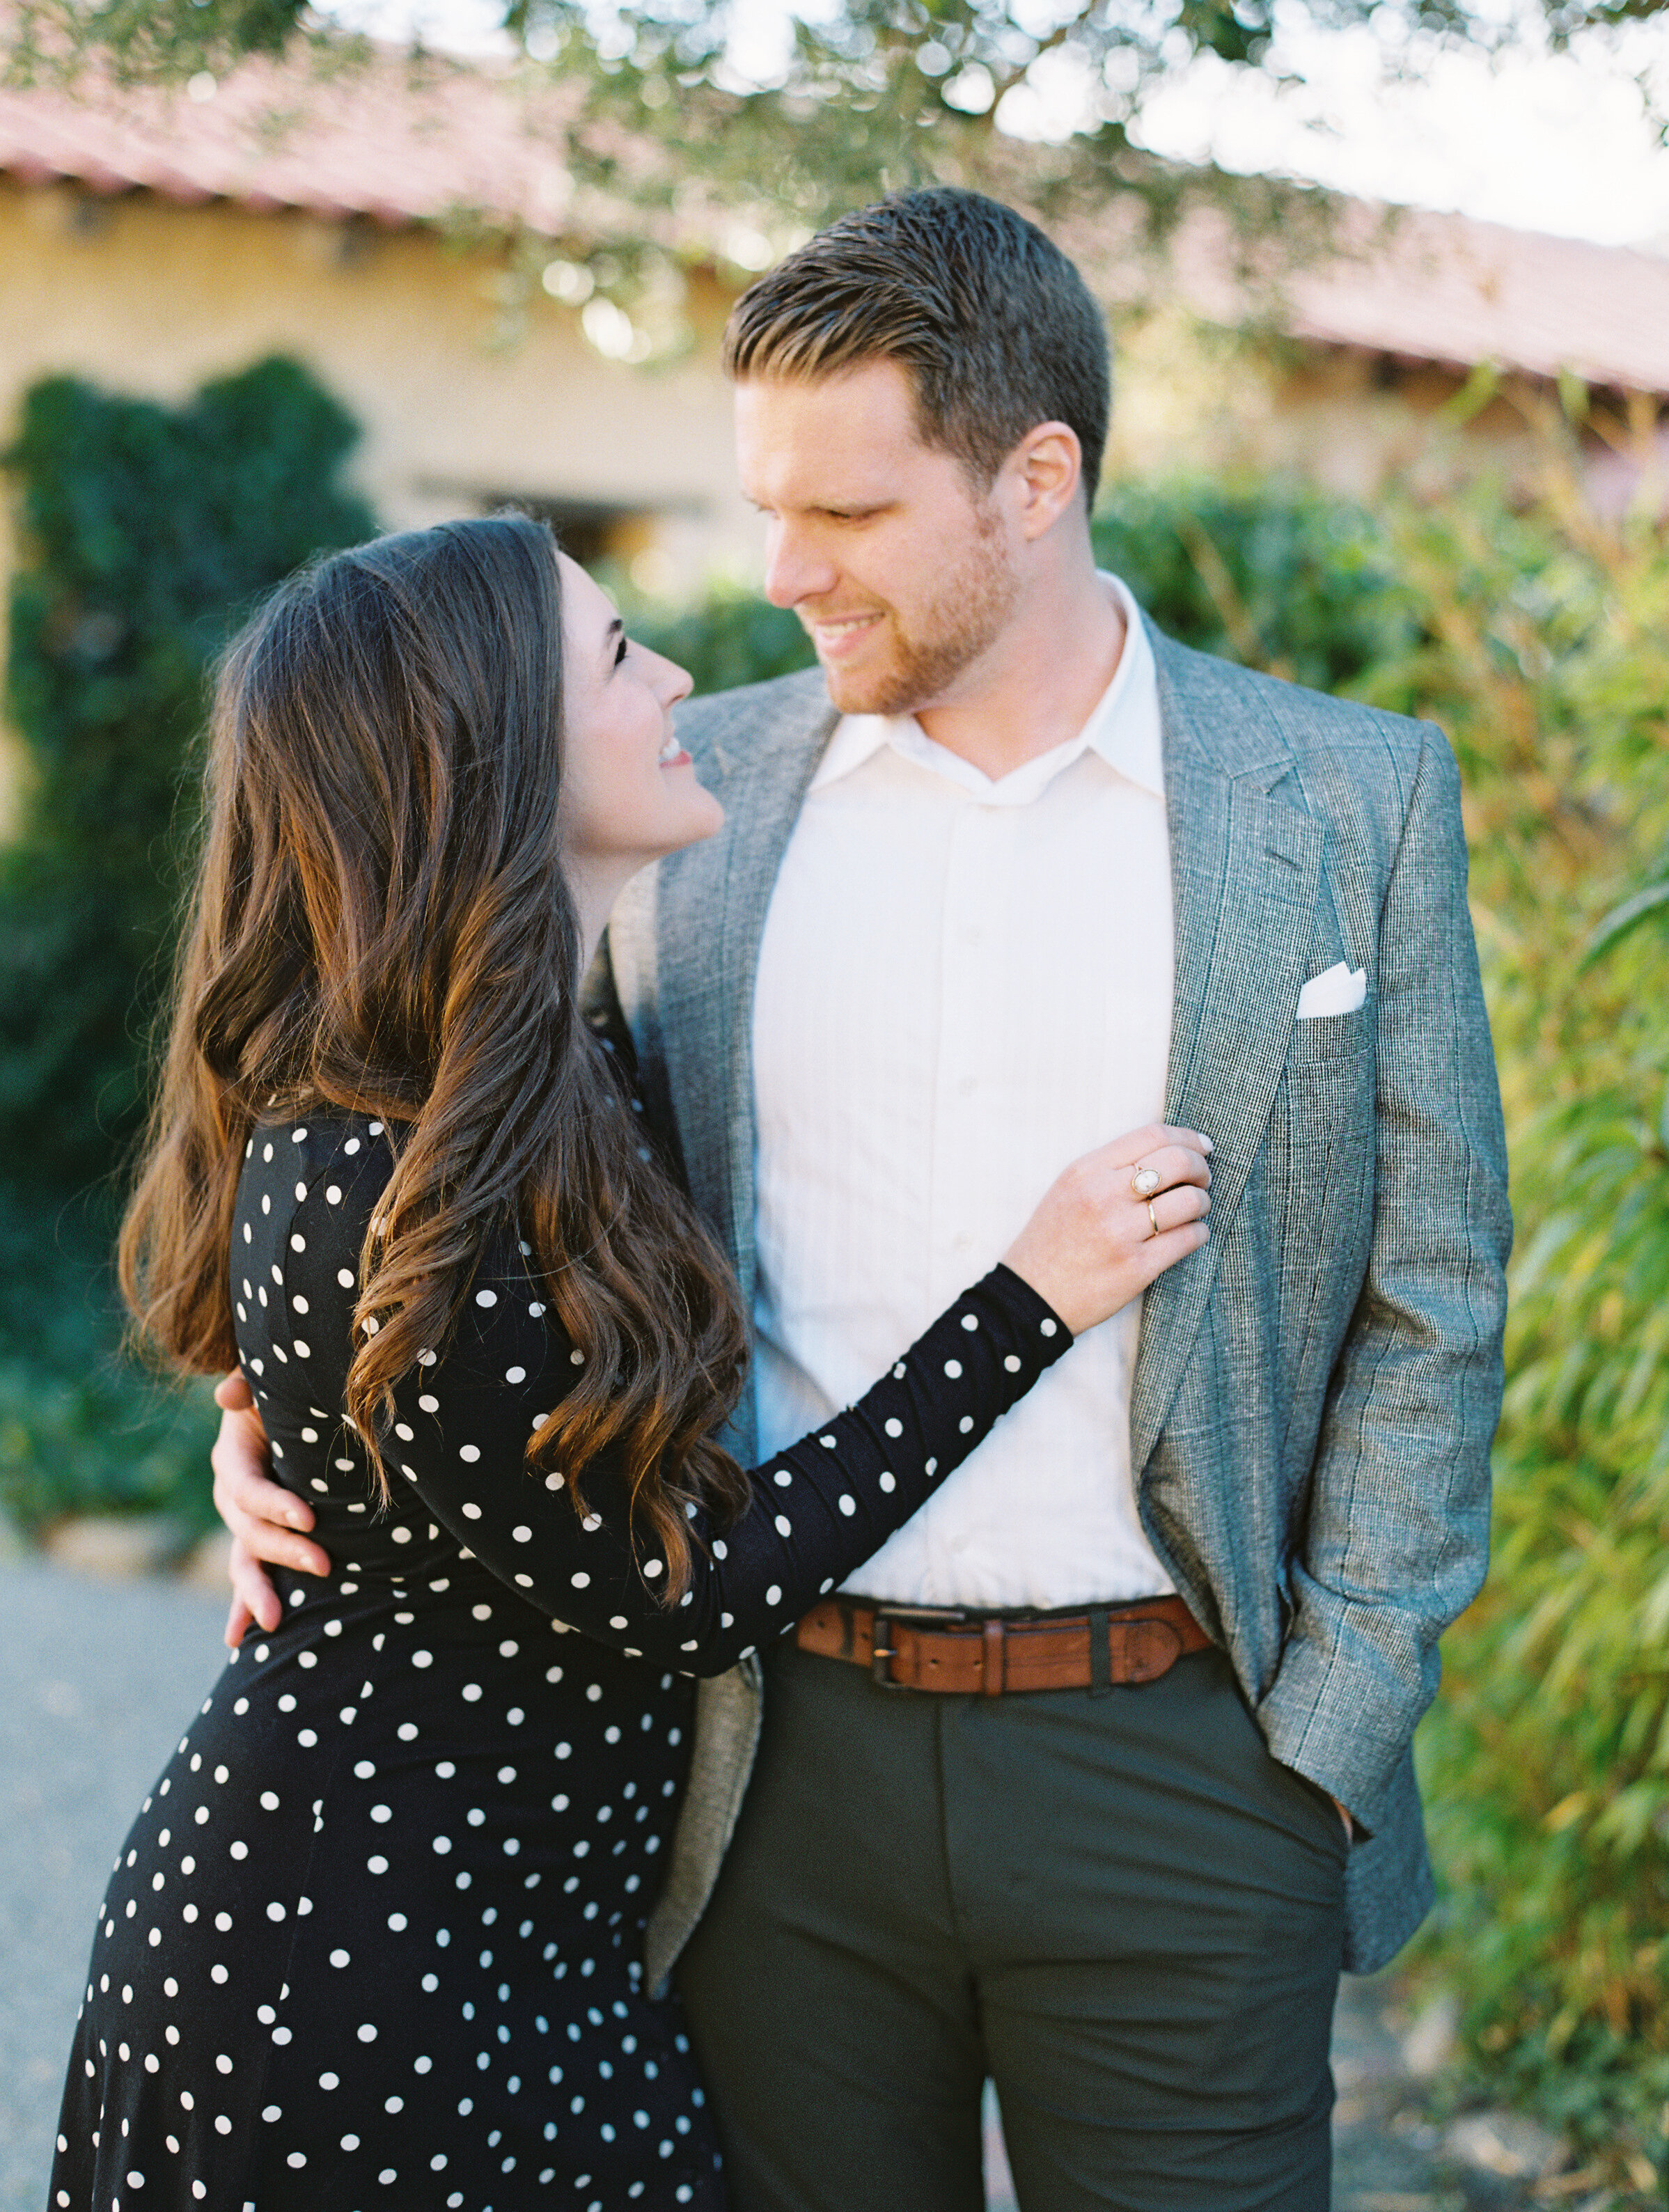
[557,554,722,901]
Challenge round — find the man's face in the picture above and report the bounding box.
[733,358,1021,718]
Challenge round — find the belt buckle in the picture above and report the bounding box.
[870,1609,907,1691]
[865,1603,970,1691]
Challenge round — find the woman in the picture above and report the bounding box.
[50,515,1211,2211]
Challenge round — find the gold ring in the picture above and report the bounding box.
[1132,1165,1161,1197]
[1147,1199,1160,1239]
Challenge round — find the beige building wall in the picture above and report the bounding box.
[0,175,769,828]
[1105,304,1543,498]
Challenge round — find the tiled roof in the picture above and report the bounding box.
[1074,191,1669,398]
[3,46,1668,393]
[0,45,578,230]
[1279,201,1669,396]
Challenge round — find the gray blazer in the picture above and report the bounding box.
[600,622,1511,1986]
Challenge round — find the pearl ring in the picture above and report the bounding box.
[1132,1165,1161,1198]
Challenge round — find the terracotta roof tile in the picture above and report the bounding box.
[0,45,579,231]
[3,49,1668,393]
[1282,201,1669,395]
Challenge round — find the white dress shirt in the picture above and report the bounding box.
[750,575,1175,1608]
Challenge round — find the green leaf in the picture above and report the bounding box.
[1581,880,1669,969]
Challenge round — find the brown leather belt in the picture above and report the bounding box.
[795,1592,1210,1695]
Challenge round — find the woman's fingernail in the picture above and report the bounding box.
[1202,1138,1214,1154]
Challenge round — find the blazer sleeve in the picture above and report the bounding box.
[1254,723,1512,1835]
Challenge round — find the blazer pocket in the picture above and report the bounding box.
[1287,998,1374,1067]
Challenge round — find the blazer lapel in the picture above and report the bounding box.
[644,676,836,1305]
[1127,636,1325,1477]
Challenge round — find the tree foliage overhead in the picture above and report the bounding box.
[7,0,1659,242]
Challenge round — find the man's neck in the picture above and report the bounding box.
[911,560,1126,783]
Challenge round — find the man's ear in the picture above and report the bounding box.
[1007,421,1083,542]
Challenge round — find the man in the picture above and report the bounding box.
[214,188,1510,2208]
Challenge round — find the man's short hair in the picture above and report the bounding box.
[721,187,1111,507]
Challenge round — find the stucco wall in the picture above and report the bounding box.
[0,178,762,531]
[1104,304,1540,499]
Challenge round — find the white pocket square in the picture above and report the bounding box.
[1296,962,1367,1019]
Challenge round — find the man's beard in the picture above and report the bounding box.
[818,507,1019,719]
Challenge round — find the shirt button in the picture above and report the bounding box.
[957,1076,976,1097]
[953,1232,973,1253]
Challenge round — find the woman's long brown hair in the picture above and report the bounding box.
[120,514,750,1598]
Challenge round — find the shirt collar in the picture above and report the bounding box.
[808,573,1163,804]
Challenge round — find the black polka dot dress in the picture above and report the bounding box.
[50,1106,1067,2211]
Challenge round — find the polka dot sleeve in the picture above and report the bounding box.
[269,1117,1071,1672]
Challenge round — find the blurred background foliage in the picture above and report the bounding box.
[0,354,375,1542]
[625,580,814,693]
[1368,448,1669,2186]
[10,0,1663,267]
[2,359,1667,2181]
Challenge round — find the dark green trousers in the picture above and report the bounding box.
[677,1642,1347,2212]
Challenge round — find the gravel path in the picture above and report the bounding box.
[1,1553,1540,2212]
[0,1558,230,2212]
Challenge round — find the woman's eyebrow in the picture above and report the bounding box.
[601,616,624,665]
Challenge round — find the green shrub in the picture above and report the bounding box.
[1368,471,1669,2185]
[0,356,375,1532]
[618,574,815,695]
[1,355,377,1190]
[0,1188,221,1538]
[1091,476,1417,692]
